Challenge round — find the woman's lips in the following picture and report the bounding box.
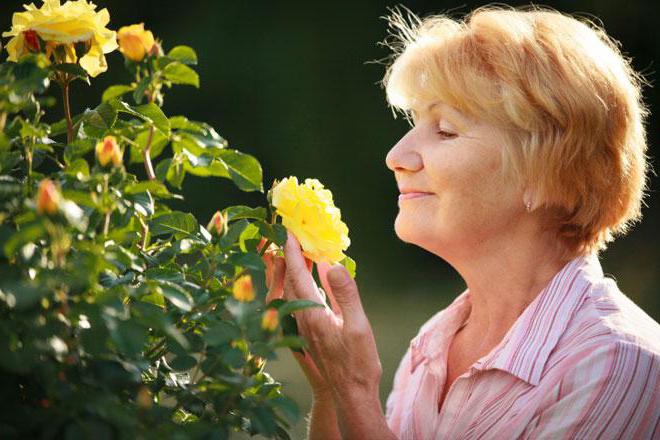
[398,192,433,201]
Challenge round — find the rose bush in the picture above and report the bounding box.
[0,1,355,438]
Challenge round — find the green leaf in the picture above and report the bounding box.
[109,319,147,357]
[133,76,150,105]
[51,63,88,81]
[110,100,170,136]
[167,45,198,65]
[150,211,198,237]
[204,321,241,346]
[238,223,260,252]
[223,205,267,222]
[102,84,134,102]
[129,129,169,164]
[169,354,197,371]
[339,256,357,279]
[163,62,199,87]
[133,103,171,136]
[81,101,117,138]
[278,299,324,317]
[217,149,263,192]
[124,180,172,198]
[63,158,90,179]
[257,222,287,246]
[3,221,46,257]
[159,282,193,312]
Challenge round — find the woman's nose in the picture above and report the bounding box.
[385,130,423,172]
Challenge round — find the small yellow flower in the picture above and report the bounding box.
[206,211,225,236]
[95,135,122,167]
[2,0,118,77]
[36,179,61,215]
[117,23,155,62]
[261,309,279,332]
[271,176,350,264]
[232,274,254,302]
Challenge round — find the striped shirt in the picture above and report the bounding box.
[385,253,660,439]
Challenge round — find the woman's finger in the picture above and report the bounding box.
[284,232,321,303]
[317,261,342,316]
[265,254,285,303]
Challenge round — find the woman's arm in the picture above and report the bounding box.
[283,233,397,439]
[307,392,341,440]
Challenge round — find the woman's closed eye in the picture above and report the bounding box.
[437,129,457,139]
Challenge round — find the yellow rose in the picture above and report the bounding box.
[2,0,118,77]
[117,23,155,62]
[271,176,350,264]
[95,135,122,167]
[232,274,255,302]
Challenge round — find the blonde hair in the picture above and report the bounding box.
[381,5,651,260]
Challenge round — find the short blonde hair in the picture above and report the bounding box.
[381,5,651,260]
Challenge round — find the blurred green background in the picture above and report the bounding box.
[2,0,658,437]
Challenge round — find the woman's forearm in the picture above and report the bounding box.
[306,394,341,440]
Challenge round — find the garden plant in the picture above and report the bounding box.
[0,1,354,438]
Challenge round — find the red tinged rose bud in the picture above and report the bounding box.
[261,309,279,332]
[36,179,61,215]
[206,211,225,236]
[95,135,122,167]
[232,274,255,302]
[23,30,41,53]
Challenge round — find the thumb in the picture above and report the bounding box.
[327,264,365,327]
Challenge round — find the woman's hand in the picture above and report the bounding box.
[281,232,395,439]
[259,238,332,397]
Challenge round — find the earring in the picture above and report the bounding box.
[525,200,532,212]
[523,188,534,213]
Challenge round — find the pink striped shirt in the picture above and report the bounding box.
[385,253,660,439]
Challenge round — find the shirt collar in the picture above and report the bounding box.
[409,252,603,385]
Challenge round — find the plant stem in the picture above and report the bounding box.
[139,215,149,250]
[60,75,74,144]
[24,143,33,196]
[142,125,156,180]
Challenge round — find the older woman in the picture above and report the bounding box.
[265,6,660,439]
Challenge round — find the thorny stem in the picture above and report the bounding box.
[142,125,156,180]
[142,87,157,180]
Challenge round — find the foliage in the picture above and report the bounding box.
[0,12,324,439]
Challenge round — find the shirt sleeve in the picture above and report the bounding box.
[520,341,660,439]
[385,347,412,431]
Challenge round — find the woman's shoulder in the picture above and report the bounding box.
[559,275,660,361]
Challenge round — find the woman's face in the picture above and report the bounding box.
[385,102,525,258]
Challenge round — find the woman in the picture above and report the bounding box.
[264,6,660,439]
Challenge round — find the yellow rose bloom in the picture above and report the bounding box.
[232,274,255,302]
[2,0,118,77]
[271,176,350,264]
[95,135,122,167]
[117,23,155,62]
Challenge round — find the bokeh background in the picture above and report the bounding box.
[2,0,658,437]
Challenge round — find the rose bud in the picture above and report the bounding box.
[117,23,155,62]
[95,135,122,167]
[36,179,61,215]
[232,274,255,302]
[261,309,279,332]
[206,211,225,236]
